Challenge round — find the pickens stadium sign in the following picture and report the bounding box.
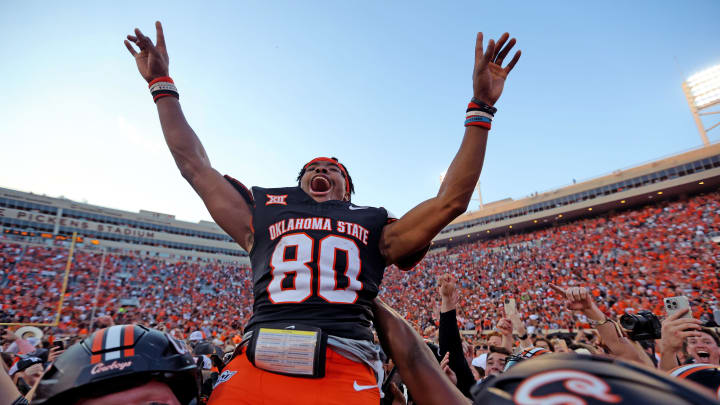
[0,207,157,239]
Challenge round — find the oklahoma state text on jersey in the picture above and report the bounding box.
[245,186,394,341]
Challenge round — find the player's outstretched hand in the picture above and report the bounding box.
[124,21,170,83]
[472,32,521,106]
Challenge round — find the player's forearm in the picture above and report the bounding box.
[378,126,488,264]
[373,300,468,405]
[399,343,470,405]
[155,97,213,180]
[437,126,489,217]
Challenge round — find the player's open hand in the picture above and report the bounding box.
[124,21,170,83]
[472,32,521,106]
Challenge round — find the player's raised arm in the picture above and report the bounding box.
[380,32,520,267]
[124,22,254,252]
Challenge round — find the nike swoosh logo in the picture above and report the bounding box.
[285,325,295,329]
[353,381,377,391]
[348,206,369,210]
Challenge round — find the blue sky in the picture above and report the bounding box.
[1,1,718,223]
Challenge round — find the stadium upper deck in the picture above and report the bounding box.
[0,187,248,263]
[434,143,720,246]
[3,143,719,261]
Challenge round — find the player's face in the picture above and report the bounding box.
[301,161,349,203]
[74,381,181,405]
[686,332,720,365]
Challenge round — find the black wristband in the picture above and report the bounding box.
[469,97,497,115]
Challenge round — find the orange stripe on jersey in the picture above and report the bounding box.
[679,364,716,378]
[90,328,106,364]
[123,325,135,357]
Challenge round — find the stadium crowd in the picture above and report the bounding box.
[380,192,720,338]
[1,244,253,347]
[2,191,720,403]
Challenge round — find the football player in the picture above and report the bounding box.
[124,21,520,404]
[473,352,719,405]
[32,324,200,405]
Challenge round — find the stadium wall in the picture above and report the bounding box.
[0,187,250,264]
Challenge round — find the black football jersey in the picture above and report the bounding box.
[245,186,393,341]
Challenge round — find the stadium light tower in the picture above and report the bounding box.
[682,63,720,146]
[474,181,483,209]
[440,171,483,210]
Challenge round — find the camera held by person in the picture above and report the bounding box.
[620,310,662,341]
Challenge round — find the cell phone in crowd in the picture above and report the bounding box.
[664,296,693,319]
[504,298,517,317]
[52,340,65,350]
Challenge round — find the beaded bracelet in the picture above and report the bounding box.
[148,76,179,102]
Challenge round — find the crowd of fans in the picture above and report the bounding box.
[1,243,253,347]
[380,192,720,338]
[2,191,720,403]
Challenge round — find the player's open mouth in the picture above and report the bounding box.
[697,350,710,358]
[310,175,332,196]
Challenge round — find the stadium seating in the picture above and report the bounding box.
[1,192,719,341]
[379,192,720,335]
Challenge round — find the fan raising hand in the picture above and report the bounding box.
[550,284,596,313]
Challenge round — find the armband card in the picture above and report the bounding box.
[245,323,328,378]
